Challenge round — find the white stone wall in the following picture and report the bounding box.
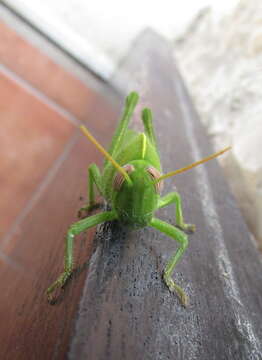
[175,0,262,247]
[6,0,237,68]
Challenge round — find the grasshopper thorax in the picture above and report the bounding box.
[112,160,163,229]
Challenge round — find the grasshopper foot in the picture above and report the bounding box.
[177,223,195,234]
[78,203,103,219]
[163,272,188,307]
[46,271,72,303]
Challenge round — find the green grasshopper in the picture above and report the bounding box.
[47,92,230,306]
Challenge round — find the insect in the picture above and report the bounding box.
[47,92,230,306]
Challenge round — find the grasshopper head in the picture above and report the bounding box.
[112,160,163,228]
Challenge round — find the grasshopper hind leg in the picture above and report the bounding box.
[106,92,139,164]
[141,108,157,148]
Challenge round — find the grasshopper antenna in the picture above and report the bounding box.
[80,125,132,185]
[156,146,231,182]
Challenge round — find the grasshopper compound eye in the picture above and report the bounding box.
[147,167,163,194]
[113,164,135,191]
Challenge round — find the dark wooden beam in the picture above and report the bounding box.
[69,30,262,360]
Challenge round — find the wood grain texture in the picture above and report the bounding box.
[69,30,262,360]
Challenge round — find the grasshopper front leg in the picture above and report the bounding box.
[158,192,195,232]
[150,217,189,306]
[47,211,116,302]
[78,163,104,218]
